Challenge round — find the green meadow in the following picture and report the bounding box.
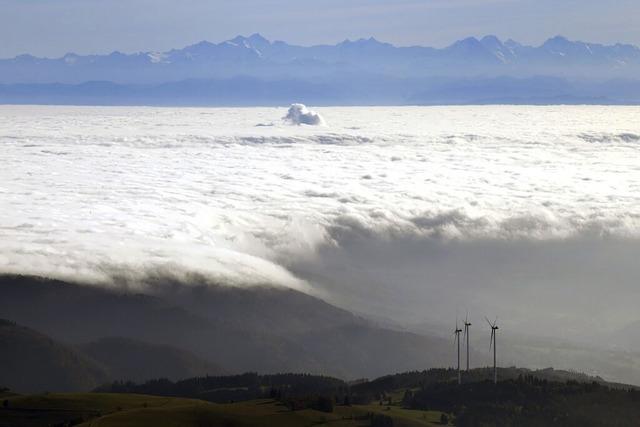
[1,393,447,427]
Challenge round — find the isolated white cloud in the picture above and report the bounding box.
[283,103,325,125]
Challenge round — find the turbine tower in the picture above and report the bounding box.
[453,319,463,385]
[464,314,472,372]
[486,317,499,384]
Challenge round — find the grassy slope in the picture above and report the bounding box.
[0,394,446,427]
[355,405,447,427]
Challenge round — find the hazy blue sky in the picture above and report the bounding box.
[1,0,638,58]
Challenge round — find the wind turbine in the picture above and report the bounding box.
[453,319,463,385]
[464,313,472,372]
[486,317,499,384]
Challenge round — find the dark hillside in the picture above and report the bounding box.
[0,320,109,393]
[80,337,222,382]
[0,275,453,379]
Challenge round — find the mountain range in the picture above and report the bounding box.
[1,34,640,105]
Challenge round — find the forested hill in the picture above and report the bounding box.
[96,367,637,403]
[92,368,640,426]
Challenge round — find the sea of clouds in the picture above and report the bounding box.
[1,104,640,342]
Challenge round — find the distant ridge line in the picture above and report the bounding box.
[2,33,640,105]
[4,33,639,60]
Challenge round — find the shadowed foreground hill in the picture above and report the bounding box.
[79,337,222,383]
[0,320,110,393]
[0,321,222,393]
[0,275,454,383]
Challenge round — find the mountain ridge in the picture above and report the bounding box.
[2,33,640,105]
[0,274,457,381]
[2,34,640,84]
[4,33,639,62]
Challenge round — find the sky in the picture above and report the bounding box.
[0,0,638,58]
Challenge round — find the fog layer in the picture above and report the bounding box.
[1,105,639,344]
